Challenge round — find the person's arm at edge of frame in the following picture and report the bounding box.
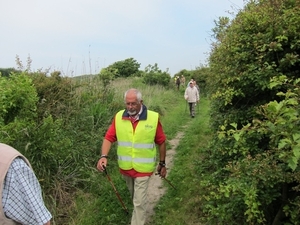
[7,158,52,225]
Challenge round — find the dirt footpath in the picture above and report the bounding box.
[145,131,185,224]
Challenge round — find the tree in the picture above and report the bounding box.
[142,63,171,86]
[98,67,117,87]
[0,68,21,77]
[106,58,141,78]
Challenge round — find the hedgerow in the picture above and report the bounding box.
[199,0,300,224]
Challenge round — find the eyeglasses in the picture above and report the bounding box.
[125,102,139,106]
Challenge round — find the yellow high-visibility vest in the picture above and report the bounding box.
[115,110,158,173]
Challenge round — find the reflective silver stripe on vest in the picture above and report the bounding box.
[118,156,132,161]
[118,156,156,163]
[118,141,155,149]
[134,143,155,149]
[118,141,132,147]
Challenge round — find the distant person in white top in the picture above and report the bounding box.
[0,143,52,225]
[184,81,200,118]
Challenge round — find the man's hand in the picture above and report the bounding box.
[97,158,107,172]
[156,165,167,178]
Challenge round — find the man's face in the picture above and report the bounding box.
[125,93,142,116]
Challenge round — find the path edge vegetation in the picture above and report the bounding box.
[150,97,212,225]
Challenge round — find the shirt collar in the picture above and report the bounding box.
[122,105,148,120]
[130,106,143,121]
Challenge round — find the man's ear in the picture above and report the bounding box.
[140,100,143,104]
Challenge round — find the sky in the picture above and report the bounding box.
[0,0,245,77]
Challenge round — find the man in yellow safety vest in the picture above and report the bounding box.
[97,88,167,225]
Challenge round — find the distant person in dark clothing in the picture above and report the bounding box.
[176,76,180,90]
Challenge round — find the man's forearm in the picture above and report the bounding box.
[158,142,166,161]
[101,138,112,155]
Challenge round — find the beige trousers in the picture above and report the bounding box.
[123,175,151,225]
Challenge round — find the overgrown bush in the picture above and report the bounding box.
[0,69,125,223]
[142,63,171,87]
[0,72,38,144]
